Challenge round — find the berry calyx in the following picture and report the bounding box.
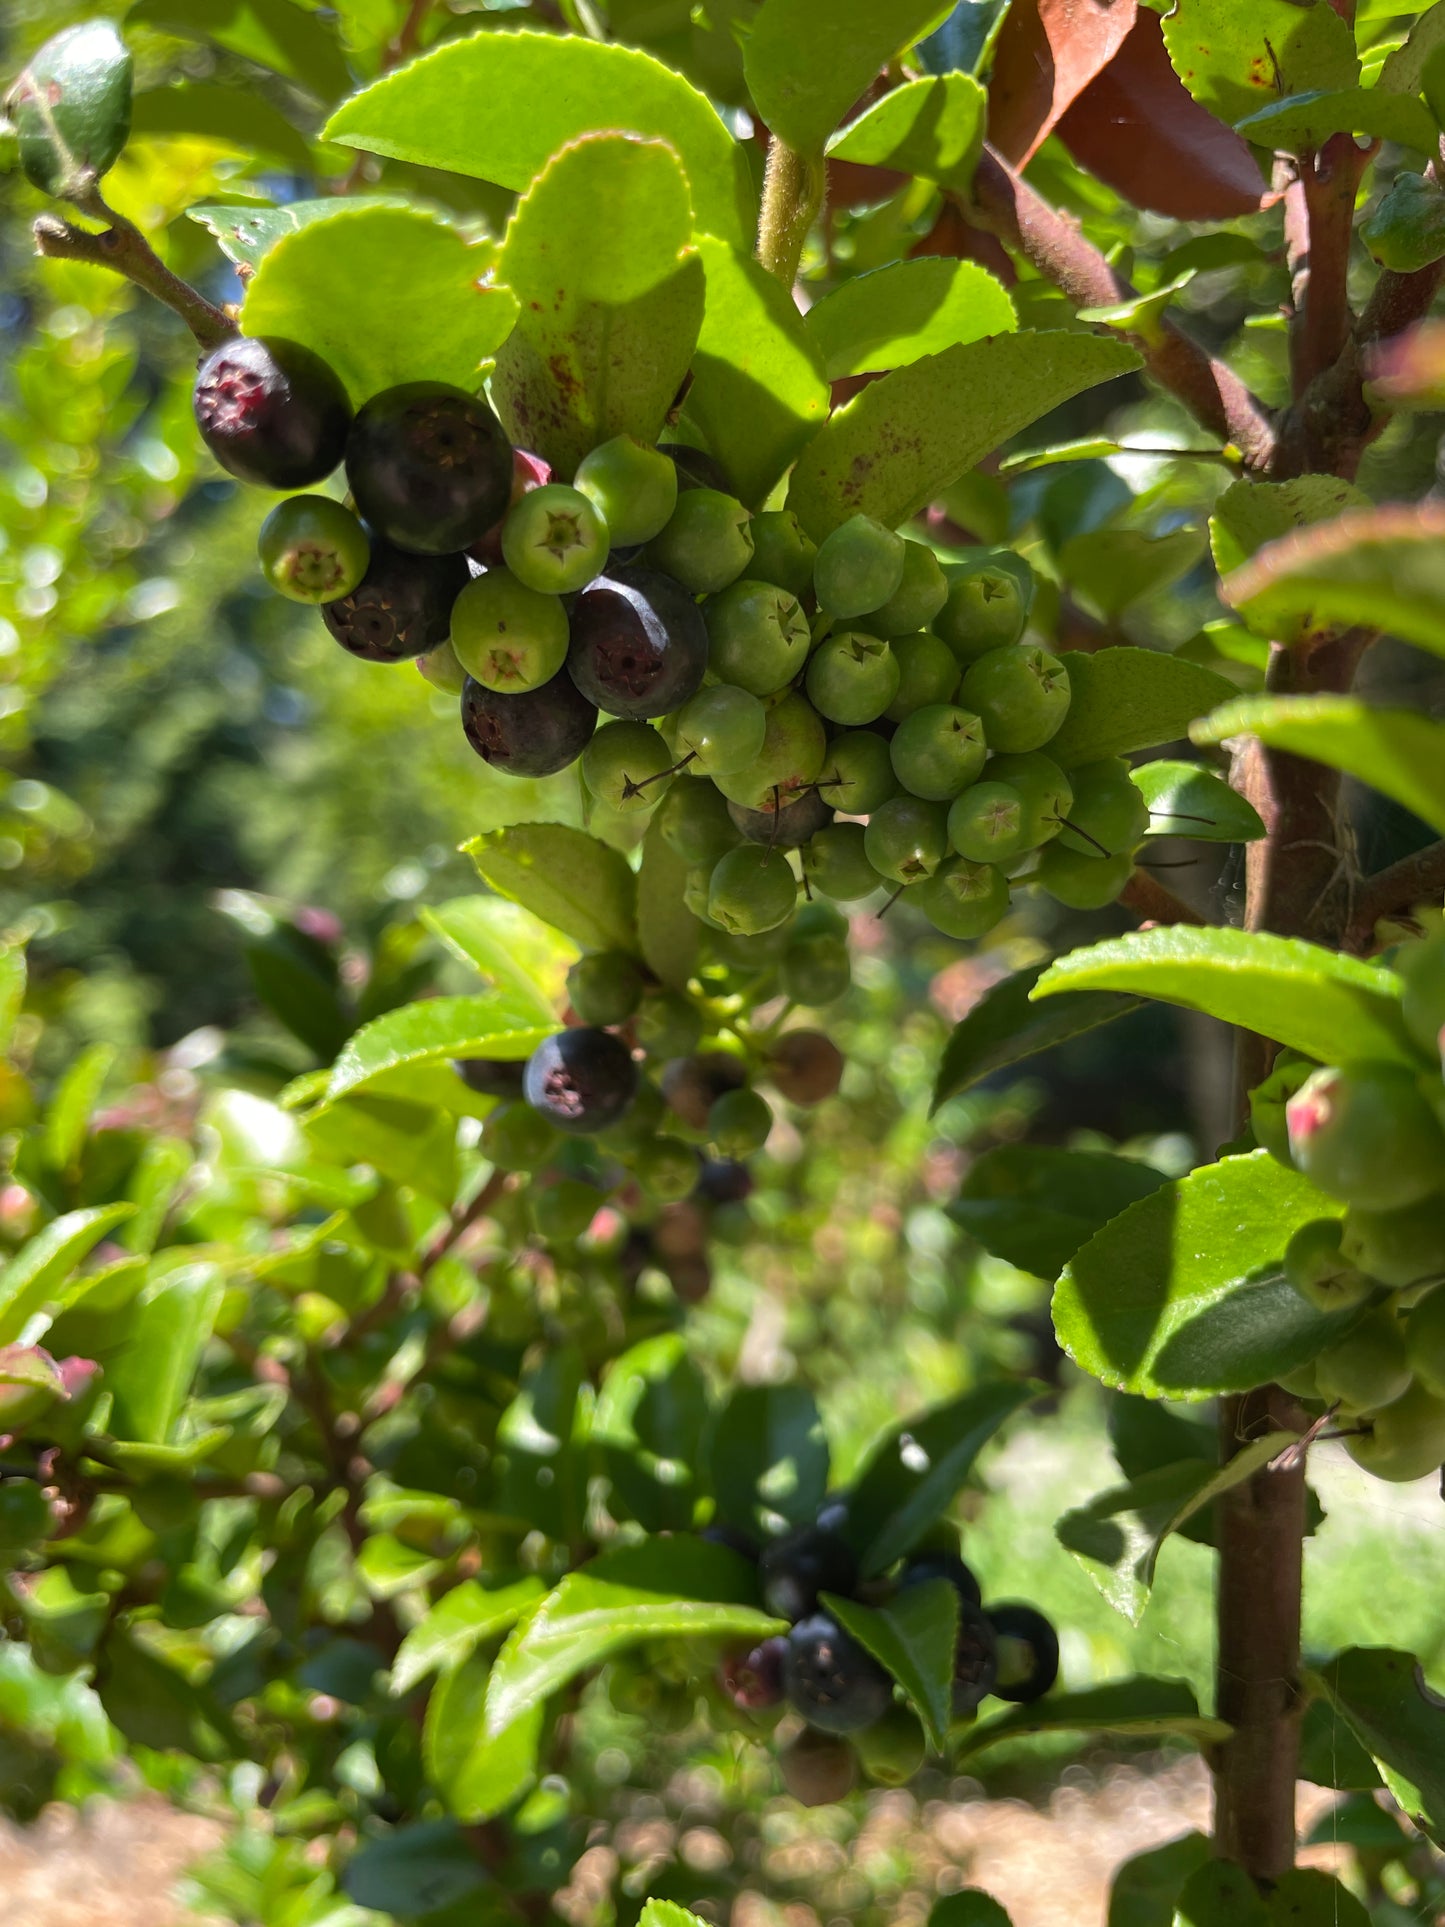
[450,568,569,692]
[582,720,677,814]
[323,542,469,661]
[194,336,352,491]
[461,669,598,777]
[502,482,609,593]
[783,1612,893,1734]
[346,381,513,554]
[1283,1219,1372,1312]
[567,566,709,720]
[523,1027,639,1134]
[704,580,811,696]
[707,846,798,936]
[258,494,369,604]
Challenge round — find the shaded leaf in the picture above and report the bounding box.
[988,0,1141,165]
[1159,0,1359,128]
[637,815,703,992]
[324,31,755,249]
[1211,475,1371,643]
[1267,1871,1369,1927]
[959,1678,1229,1755]
[129,81,314,171]
[929,1897,1014,1927]
[189,196,409,274]
[593,1334,708,1532]
[1130,760,1266,844]
[342,1821,489,1917]
[804,258,1015,381]
[826,74,988,194]
[951,1145,1169,1280]
[1033,926,1413,1066]
[787,333,1140,539]
[1106,1833,1210,1927]
[1297,1695,1384,1793]
[324,996,552,1106]
[1174,1862,1267,1927]
[1043,649,1237,768]
[465,824,638,955]
[932,962,1142,1111]
[494,1347,587,1548]
[824,1579,958,1751]
[1236,87,1439,155]
[703,1383,831,1538]
[1057,528,1206,620]
[1312,1648,1445,1845]
[1378,7,1445,95]
[128,0,350,102]
[744,0,958,157]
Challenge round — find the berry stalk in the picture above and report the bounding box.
[33,187,236,351]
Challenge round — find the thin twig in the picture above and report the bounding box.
[32,189,236,351]
[1346,839,1445,953]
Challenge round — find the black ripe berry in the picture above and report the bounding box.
[728,789,833,848]
[193,336,351,490]
[461,670,598,778]
[720,1635,787,1711]
[952,1597,1000,1718]
[346,382,514,555]
[986,1602,1059,1704]
[659,442,734,493]
[897,1549,983,1610]
[322,542,469,661]
[453,1057,527,1100]
[696,1157,755,1205]
[759,1521,858,1623]
[783,1612,893,1734]
[661,1052,747,1131]
[523,1027,639,1135]
[567,566,709,720]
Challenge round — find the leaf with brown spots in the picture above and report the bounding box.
[1159,0,1358,130]
[987,0,1139,166]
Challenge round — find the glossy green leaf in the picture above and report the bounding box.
[1159,0,1359,128]
[104,1260,226,1443]
[823,1579,958,1751]
[1130,760,1266,844]
[744,0,956,157]
[1057,529,1207,621]
[958,1678,1230,1757]
[593,1334,709,1532]
[129,82,314,172]
[1053,1151,1359,1400]
[1193,695,1445,839]
[188,196,408,275]
[465,824,639,954]
[392,1579,547,1697]
[1210,476,1371,643]
[420,896,572,1024]
[424,1653,542,1823]
[847,1381,1039,1576]
[357,1534,444,1601]
[1311,1648,1445,1845]
[1235,86,1439,154]
[825,74,988,194]
[1107,1834,1210,1927]
[702,1383,831,1538]
[1173,1862,1267,1927]
[1033,926,1413,1065]
[678,235,829,508]
[1378,6,1445,94]
[803,258,1015,382]
[1056,1433,1292,1623]
[120,1136,194,1254]
[485,1537,783,1735]
[0,1204,136,1346]
[787,333,1140,539]
[1219,503,1445,655]
[342,1821,490,1917]
[491,135,703,476]
[128,0,351,103]
[932,962,1143,1111]
[323,30,754,249]
[43,1042,114,1172]
[952,1146,1170,1281]
[494,1347,587,1548]
[244,206,515,406]
[324,995,551,1107]
[636,814,702,992]
[929,1897,1013,1927]
[1043,650,1238,768]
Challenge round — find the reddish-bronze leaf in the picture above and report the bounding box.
[1056,11,1266,221]
[988,0,1138,165]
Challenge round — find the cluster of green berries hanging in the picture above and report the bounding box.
[713,1506,1058,1801]
[1253,921,1445,1483]
[194,334,1150,957]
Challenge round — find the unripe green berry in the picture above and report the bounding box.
[1345,1377,1445,1482]
[984,753,1072,849]
[1033,844,1132,910]
[1287,1062,1445,1211]
[573,434,678,546]
[532,1178,604,1244]
[258,494,369,604]
[889,704,987,801]
[1250,1051,1315,1166]
[1055,757,1148,858]
[582,720,676,813]
[658,779,740,866]
[959,645,1070,754]
[649,488,754,594]
[482,1100,558,1171]
[1397,928,1445,1061]
[708,846,798,935]
[1406,1284,1445,1397]
[909,857,1010,940]
[869,540,947,637]
[713,693,825,813]
[633,1135,701,1201]
[1315,1308,1411,1412]
[567,952,644,1027]
[451,567,569,692]
[666,684,768,777]
[708,1086,772,1158]
[864,796,950,884]
[1341,1197,1445,1291]
[704,580,811,696]
[885,631,959,721]
[802,823,885,901]
[1283,1218,1372,1312]
[749,510,819,599]
[935,550,1032,662]
[816,730,899,815]
[416,639,468,694]
[783,935,851,1007]
[813,514,905,619]
[806,631,901,726]
[948,782,1028,864]
[636,991,704,1060]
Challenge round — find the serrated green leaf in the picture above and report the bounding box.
[702,1383,831,1538]
[188,197,405,275]
[1056,1434,1292,1623]
[825,73,987,194]
[1043,649,1238,768]
[1235,86,1439,154]
[823,1579,958,1750]
[951,1146,1169,1280]
[636,817,702,992]
[958,1678,1230,1757]
[323,30,754,250]
[484,1537,783,1736]
[744,0,956,157]
[392,1579,547,1698]
[803,258,1015,382]
[847,1381,1039,1576]
[1310,1648,1445,1845]
[1033,926,1413,1065]
[1052,1151,1358,1400]
[677,235,829,508]
[129,81,314,172]
[1057,529,1207,621]
[1219,502,1445,656]
[593,1333,708,1532]
[1266,1871,1369,1927]
[1159,0,1359,129]
[465,824,639,954]
[1193,694,1445,840]
[1210,476,1371,644]
[243,205,515,407]
[420,898,570,1026]
[932,962,1143,1111]
[43,1042,115,1173]
[641,1905,708,1927]
[0,1204,136,1346]
[1378,6,1445,94]
[787,333,1140,539]
[424,1652,542,1823]
[128,0,351,104]
[491,135,703,476]
[324,995,551,1107]
[1130,760,1266,844]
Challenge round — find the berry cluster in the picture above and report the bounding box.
[193,335,1147,948]
[1256,924,1445,1482]
[716,1506,1058,1801]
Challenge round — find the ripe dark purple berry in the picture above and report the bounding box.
[986,1602,1059,1704]
[461,670,598,778]
[952,1598,999,1717]
[898,1549,983,1609]
[783,1612,893,1734]
[697,1157,755,1205]
[567,566,709,719]
[727,789,833,848]
[346,382,514,555]
[523,1027,639,1134]
[658,442,733,493]
[322,542,469,662]
[760,1522,858,1623]
[453,1057,527,1099]
[720,1635,787,1710]
[193,335,352,490]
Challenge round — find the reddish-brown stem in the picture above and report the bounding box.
[1284,137,1367,400]
[1346,840,1445,952]
[32,199,235,351]
[1119,869,1206,929]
